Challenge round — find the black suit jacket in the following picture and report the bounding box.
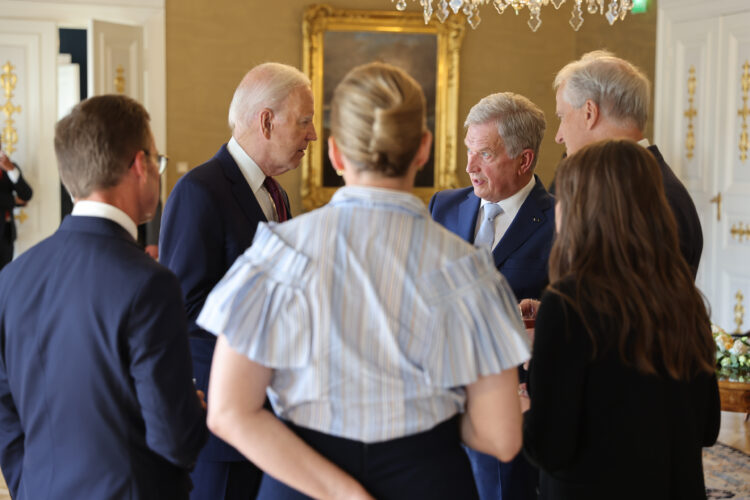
[648,145,703,277]
[0,216,207,499]
[0,164,32,244]
[160,144,290,462]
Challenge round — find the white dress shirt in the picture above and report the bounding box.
[475,176,537,250]
[5,167,20,184]
[227,137,277,222]
[71,200,138,240]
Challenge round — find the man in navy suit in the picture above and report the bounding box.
[0,138,33,270]
[553,50,702,277]
[0,95,207,499]
[429,92,553,500]
[160,62,316,500]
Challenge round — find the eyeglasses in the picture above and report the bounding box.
[155,153,168,175]
[131,149,168,175]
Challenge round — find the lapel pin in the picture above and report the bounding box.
[532,216,541,223]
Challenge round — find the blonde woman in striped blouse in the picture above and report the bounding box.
[198,62,530,500]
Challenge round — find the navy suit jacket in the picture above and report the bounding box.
[648,145,703,278]
[0,216,207,500]
[429,175,555,300]
[160,144,290,462]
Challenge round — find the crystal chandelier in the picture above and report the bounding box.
[391,0,635,32]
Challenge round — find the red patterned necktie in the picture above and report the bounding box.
[263,176,289,222]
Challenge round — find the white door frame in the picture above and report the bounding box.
[0,0,165,255]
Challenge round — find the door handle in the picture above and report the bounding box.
[709,192,721,221]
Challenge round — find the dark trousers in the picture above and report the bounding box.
[188,338,262,500]
[0,238,13,271]
[189,460,262,500]
[258,416,479,500]
[465,446,539,500]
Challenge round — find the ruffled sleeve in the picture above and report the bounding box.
[197,223,312,368]
[415,250,531,387]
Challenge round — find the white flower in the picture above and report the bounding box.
[729,339,749,356]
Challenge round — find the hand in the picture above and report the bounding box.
[518,383,530,413]
[144,244,159,260]
[14,196,27,207]
[519,298,540,320]
[0,151,14,173]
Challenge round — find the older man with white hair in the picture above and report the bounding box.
[553,50,702,276]
[430,92,554,500]
[160,62,317,500]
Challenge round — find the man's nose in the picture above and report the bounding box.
[555,126,564,145]
[308,123,318,141]
[466,153,479,173]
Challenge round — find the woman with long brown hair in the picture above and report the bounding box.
[523,139,720,499]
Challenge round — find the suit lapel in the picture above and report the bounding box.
[492,176,552,267]
[216,145,268,226]
[457,191,481,243]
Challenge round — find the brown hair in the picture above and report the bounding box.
[548,139,715,380]
[330,62,426,178]
[55,94,151,198]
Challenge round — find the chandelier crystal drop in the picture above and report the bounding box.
[391,0,635,31]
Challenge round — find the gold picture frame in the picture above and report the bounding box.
[301,4,465,211]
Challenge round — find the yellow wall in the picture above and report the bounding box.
[165,1,656,214]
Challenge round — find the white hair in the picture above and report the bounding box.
[554,50,650,131]
[465,92,546,167]
[227,62,311,131]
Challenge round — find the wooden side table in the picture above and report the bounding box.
[718,379,750,417]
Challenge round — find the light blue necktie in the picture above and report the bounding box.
[474,203,503,250]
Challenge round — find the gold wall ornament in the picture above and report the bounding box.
[731,222,750,242]
[114,65,126,94]
[0,61,21,156]
[739,60,750,162]
[684,65,697,160]
[735,290,745,334]
[709,192,721,221]
[301,4,465,211]
[16,209,27,224]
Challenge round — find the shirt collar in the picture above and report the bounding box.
[227,136,267,193]
[72,200,138,240]
[637,138,650,148]
[480,175,536,221]
[330,186,428,217]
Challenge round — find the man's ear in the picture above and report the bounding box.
[130,150,149,180]
[259,108,274,139]
[517,149,535,176]
[583,99,600,130]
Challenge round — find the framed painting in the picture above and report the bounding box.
[301,4,465,210]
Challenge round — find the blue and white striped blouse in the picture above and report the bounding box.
[198,186,530,443]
